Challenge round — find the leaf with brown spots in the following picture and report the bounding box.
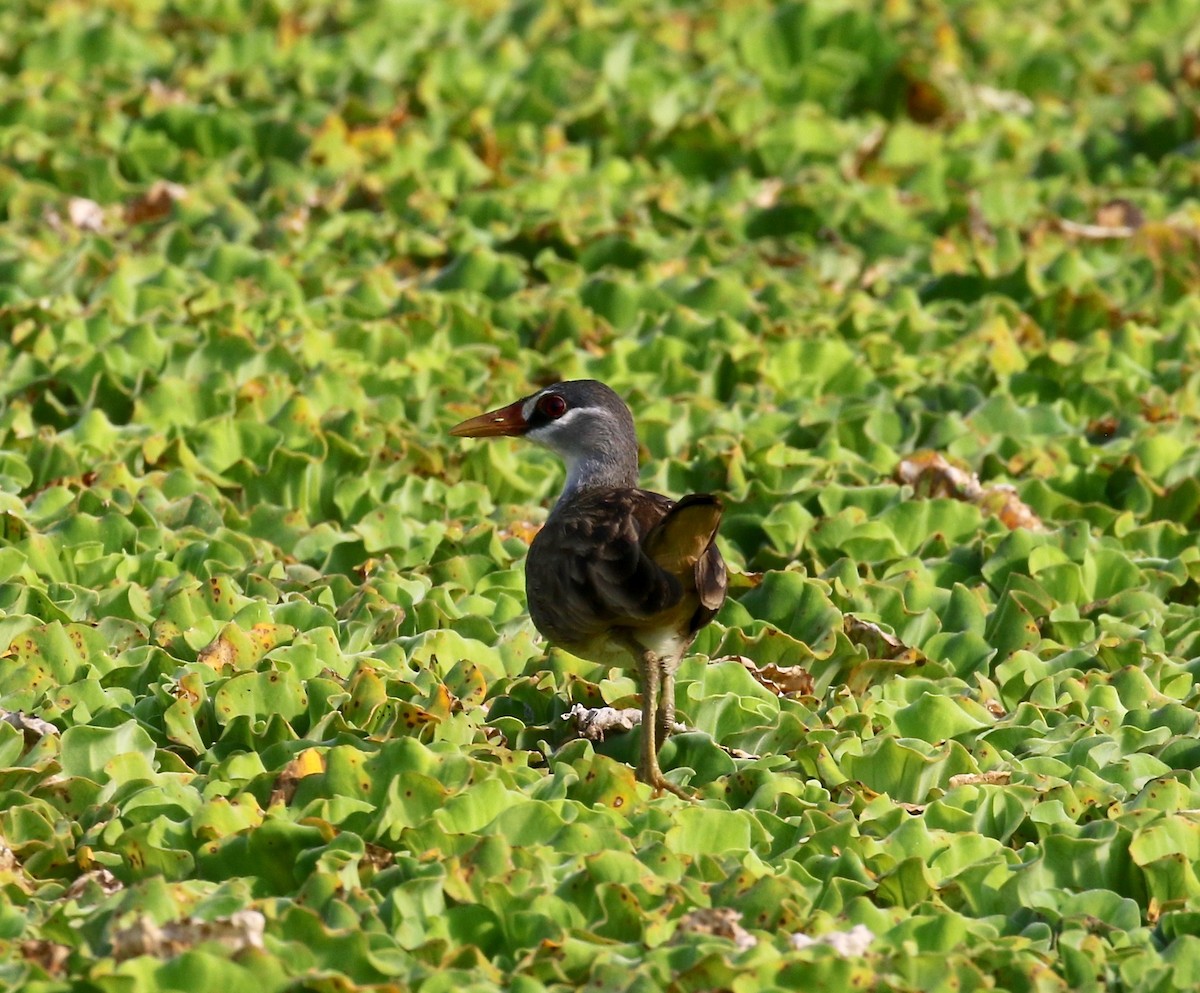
[196,624,252,671]
[444,658,488,710]
[202,576,244,616]
[344,667,388,728]
[197,622,294,671]
[384,700,441,739]
[421,682,454,720]
[163,671,210,753]
[566,751,639,810]
[247,622,296,655]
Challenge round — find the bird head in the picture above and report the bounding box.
[450,380,639,496]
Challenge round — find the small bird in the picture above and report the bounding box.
[451,380,727,796]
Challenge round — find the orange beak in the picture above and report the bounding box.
[449,398,530,438]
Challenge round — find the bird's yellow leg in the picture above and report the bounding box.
[655,661,676,748]
[637,652,691,799]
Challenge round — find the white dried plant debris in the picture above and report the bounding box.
[564,704,684,741]
[68,197,105,232]
[791,923,875,957]
[64,868,123,901]
[970,85,1034,116]
[1,710,58,737]
[111,909,266,961]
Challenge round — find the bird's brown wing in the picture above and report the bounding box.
[527,489,680,645]
[527,488,726,648]
[644,494,727,633]
[690,541,727,632]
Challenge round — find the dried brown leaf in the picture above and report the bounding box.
[675,907,757,950]
[21,939,71,976]
[361,842,395,874]
[895,450,1044,531]
[1057,217,1137,240]
[1140,393,1177,424]
[906,75,949,123]
[1,710,59,747]
[895,450,982,500]
[1183,53,1200,89]
[64,868,123,900]
[980,484,1044,531]
[268,747,326,807]
[1087,415,1120,442]
[948,770,1012,788]
[196,634,236,671]
[843,617,908,660]
[729,655,814,696]
[1096,199,1144,230]
[124,180,186,225]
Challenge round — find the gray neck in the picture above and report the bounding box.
[557,448,639,507]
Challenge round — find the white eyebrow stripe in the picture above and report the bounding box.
[546,407,585,429]
[525,405,604,438]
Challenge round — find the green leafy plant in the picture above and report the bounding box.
[2,0,1199,990]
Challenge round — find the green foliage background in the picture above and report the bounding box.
[3,0,1200,989]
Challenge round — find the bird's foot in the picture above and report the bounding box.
[651,776,697,801]
[638,761,696,801]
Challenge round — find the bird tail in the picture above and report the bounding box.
[644,494,723,578]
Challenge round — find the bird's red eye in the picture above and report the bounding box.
[537,394,567,419]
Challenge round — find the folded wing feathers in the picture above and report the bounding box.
[644,495,722,573]
[545,490,726,636]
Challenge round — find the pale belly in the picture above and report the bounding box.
[557,622,694,672]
